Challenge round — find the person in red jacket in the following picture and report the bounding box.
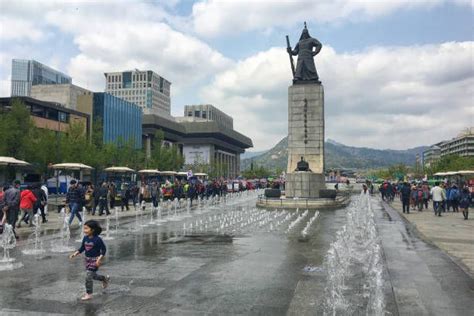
[18,185,37,228]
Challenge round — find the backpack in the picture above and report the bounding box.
[451,189,460,201]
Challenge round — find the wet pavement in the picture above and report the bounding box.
[0,193,473,315]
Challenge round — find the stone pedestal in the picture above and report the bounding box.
[286,83,325,199]
[287,83,324,174]
[285,172,326,198]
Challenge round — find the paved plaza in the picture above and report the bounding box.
[388,199,474,277]
[0,193,473,315]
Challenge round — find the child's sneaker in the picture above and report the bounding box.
[81,293,93,301]
[102,275,110,289]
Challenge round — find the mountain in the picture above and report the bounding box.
[241,150,267,160]
[241,136,427,171]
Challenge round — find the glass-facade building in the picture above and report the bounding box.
[93,93,142,149]
[11,59,72,96]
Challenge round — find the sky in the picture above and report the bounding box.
[0,0,473,152]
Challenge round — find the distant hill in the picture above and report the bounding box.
[241,136,427,171]
[241,150,267,160]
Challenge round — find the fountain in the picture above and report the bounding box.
[103,215,114,240]
[51,209,75,252]
[114,206,120,233]
[75,210,86,242]
[0,224,23,271]
[22,214,45,255]
[301,211,319,238]
[323,194,385,315]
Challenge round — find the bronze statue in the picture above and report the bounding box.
[295,156,311,172]
[286,22,322,83]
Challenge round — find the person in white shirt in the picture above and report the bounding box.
[430,182,446,216]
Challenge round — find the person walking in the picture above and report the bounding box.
[0,184,6,227]
[108,183,116,210]
[84,184,94,214]
[430,182,446,217]
[18,185,37,228]
[416,184,424,212]
[4,180,21,237]
[449,184,460,213]
[459,187,471,220]
[422,182,430,209]
[410,184,418,211]
[96,182,110,216]
[150,182,159,208]
[32,183,48,223]
[66,180,84,226]
[445,184,453,212]
[69,220,109,301]
[400,182,411,214]
[120,183,130,211]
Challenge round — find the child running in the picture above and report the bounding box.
[69,220,110,301]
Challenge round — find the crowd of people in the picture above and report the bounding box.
[0,177,261,238]
[376,180,472,220]
[0,180,49,238]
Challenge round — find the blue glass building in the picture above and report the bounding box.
[11,59,71,96]
[93,93,142,149]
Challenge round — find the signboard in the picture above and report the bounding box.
[183,145,211,164]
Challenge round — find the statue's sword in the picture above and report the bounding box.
[286,35,296,77]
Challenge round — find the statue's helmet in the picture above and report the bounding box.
[299,23,310,40]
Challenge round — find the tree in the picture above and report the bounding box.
[428,155,474,175]
[0,98,36,159]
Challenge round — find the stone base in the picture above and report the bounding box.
[256,193,351,210]
[285,172,326,198]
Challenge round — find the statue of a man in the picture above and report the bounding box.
[287,23,322,83]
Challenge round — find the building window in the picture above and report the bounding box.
[188,111,192,117]
[202,111,207,119]
[195,110,200,117]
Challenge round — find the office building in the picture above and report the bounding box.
[104,69,171,117]
[31,84,91,110]
[0,97,89,135]
[177,104,233,129]
[11,59,71,97]
[78,93,142,149]
[440,127,474,157]
[422,145,442,168]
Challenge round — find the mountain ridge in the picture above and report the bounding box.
[241,136,427,171]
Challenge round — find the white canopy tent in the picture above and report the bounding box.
[0,156,30,166]
[104,167,136,173]
[138,169,161,174]
[51,163,93,170]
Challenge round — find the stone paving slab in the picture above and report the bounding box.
[378,199,474,316]
[388,199,474,277]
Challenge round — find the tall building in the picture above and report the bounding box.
[440,127,474,157]
[11,59,71,97]
[104,69,171,117]
[31,84,91,110]
[78,93,142,149]
[422,144,442,168]
[178,104,233,129]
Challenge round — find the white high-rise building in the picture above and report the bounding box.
[104,69,171,116]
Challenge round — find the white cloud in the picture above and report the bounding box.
[201,41,474,150]
[0,16,45,42]
[191,0,473,37]
[0,1,232,97]
[41,3,232,94]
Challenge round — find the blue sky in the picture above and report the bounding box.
[0,0,472,151]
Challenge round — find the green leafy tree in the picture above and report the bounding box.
[428,155,474,175]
